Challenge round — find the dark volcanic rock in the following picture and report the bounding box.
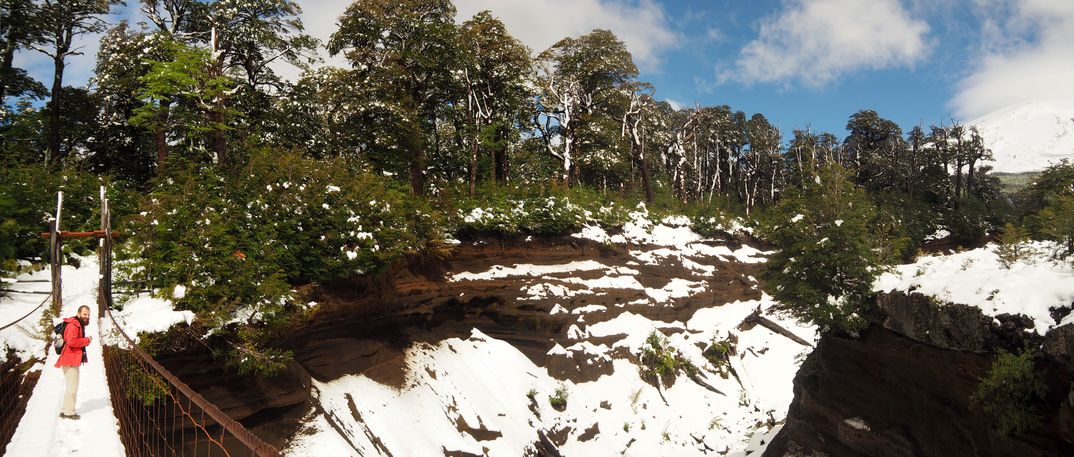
[545,344,615,383]
[1044,324,1074,369]
[765,326,1074,457]
[874,291,1040,352]
[874,292,994,351]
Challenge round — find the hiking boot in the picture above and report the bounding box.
[59,413,80,420]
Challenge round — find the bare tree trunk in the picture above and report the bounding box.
[154,99,171,175]
[0,36,17,102]
[494,141,508,183]
[637,137,653,203]
[468,136,478,196]
[953,156,963,208]
[210,108,227,168]
[406,120,426,195]
[47,54,64,165]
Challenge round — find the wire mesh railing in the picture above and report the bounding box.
[96,188,280,457]
[0,292,52,452]
[0,196,64,453]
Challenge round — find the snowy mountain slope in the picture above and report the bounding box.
[284,212,816,456]
[969,100,1074,173]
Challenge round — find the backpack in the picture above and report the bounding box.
[53,321,67,355]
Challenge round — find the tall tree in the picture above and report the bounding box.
[133,0,209,172]
[457,10,531,192]
[205,0,317,168]
[761,163,880,335]
[844,110,906,193]
[328,0,456,195]
[963,126,993,197]
[32,0,117,165]
[91,22,165,180]
[0,0,45,103]
[621,81,656,202]
[744,113,782,213]
[533,29,638,186]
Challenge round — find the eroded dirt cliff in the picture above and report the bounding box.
[765,292,1074,457]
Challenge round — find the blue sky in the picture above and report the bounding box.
[13,0,1074,142]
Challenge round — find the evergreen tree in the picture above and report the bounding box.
[1037,195,1074,257]
[328,0,457,195]
[533,29,638,186]
[130,41,236,162]
[761,163,880,335]
[996,223,1029,269]
[843,110,906,193]
[0,0,46,103]
[457,11,532,192]
[31,0,119,165]
[92,22,169,181]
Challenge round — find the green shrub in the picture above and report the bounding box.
[759,164,878,335]
[640,331,686,387]
[0,164,135,274]
[703,337,735,378]
[452,184,629,237]
[971,349,1047,436]
[1034,194,1074,257]
[945,196,991,248]
[117,150,445,375]
[996,223,1029,268]
[548,385,568,411]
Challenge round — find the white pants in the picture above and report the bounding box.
[61,365,79,415]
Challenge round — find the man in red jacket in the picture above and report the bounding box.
[55,305,92,419]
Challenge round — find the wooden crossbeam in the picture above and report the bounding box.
[38,230,121,238]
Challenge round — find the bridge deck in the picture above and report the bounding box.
[4,256,126,457]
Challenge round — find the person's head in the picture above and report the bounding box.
[77,305,90,326]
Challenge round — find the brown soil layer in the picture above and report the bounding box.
[156,233,765,451]
[286,235,763,386]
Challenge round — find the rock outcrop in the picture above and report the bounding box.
[766,292,1074,457]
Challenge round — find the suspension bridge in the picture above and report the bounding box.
[0,188,279,456]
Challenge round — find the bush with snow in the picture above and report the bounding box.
[117,151,445,374]
[639,330,694,387]
[0,164,136,275]
[453,184,628,236]
[760,164,879,335]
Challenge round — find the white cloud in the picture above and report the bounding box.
[721,0,930,88]
[951,0,1074,119]
[454,0,680,72]
[269,0,351,81]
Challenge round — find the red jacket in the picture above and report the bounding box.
[55,317,90,367]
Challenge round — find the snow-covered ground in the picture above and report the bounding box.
[875,241,1074,334]
[3,256,126,457]
[970,99,1074,173]
[1,265,57,364]
[286,214,813,456]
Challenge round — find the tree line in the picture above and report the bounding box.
[2,0,999,217]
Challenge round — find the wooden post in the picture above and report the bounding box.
[99,188,114,315]
[98,186,106,316]
[50,192,63,314]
